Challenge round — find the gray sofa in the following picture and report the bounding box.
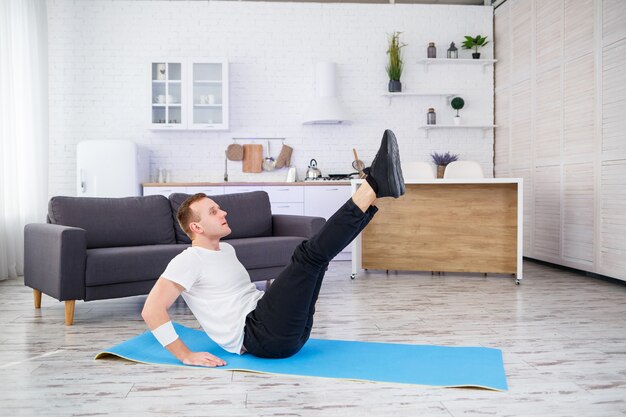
[24,191,325,325]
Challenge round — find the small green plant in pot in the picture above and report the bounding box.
[462,35,489,59]
[450,97,465,125]
[431,151,459,178]
[386,31,406,92]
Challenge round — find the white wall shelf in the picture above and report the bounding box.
[416,58,497,73]
[381,92,457,97]
[382,91,458,105]
[419,124,497,138]
[420,124,497,129]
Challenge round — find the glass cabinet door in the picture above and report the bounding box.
[151,62,184,128]
[149,59,228,130]
[190,61,229,130]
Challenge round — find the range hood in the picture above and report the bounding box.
[302,62,352,125]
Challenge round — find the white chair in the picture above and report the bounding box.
[402,161,435,179]
[443,161,484,179]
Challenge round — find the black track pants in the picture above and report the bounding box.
[243,198,378,358]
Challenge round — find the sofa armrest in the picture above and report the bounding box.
[24,223,87,301]
[272,215,326,238]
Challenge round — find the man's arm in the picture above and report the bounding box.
[142,277,226,367]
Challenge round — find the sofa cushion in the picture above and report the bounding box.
[48,195,176,249]
[228,236,305,270]
[169,191,273,244]
[85,244,189,286]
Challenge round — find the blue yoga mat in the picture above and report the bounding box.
[96,323,507,391]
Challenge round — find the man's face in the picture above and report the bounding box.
[189,198,231,239]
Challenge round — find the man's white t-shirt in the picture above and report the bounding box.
[161,242,264,354]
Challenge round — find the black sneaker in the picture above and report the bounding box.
[365,129,405,198]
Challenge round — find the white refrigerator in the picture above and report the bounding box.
[76,140,149,197]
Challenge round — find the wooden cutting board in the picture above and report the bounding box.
[242,144,263,173]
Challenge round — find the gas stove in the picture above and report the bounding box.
[304,174,356,181]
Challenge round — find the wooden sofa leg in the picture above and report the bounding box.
[65,300,75,326]
[33,289,42,308]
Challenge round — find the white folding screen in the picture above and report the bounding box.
[494,0,626,281]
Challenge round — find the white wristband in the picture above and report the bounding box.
[152,321,179,347]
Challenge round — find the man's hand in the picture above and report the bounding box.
[143,279,227,367]
[182,351,227,367]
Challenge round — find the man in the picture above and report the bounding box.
[142,129,405,367]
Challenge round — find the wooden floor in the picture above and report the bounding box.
[1,260,626,416]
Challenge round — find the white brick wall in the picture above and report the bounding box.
[47,0,494,196]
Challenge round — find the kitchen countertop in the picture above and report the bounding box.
[142,181,352,187]
[144,178,522,187]
[350,178,522,185]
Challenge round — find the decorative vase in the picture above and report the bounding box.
[427,42,437,58]
[437,165,445,179]
[453,116,461,126]
[388,80,402,93]
[427,108,436,125]
[472,52,481,59]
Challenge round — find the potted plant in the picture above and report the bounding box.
[450,97,465,125]
[431,151,459,178]
[462,35,489,59]
[386,31,406,92]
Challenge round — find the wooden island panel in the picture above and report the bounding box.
[362,183,518,274]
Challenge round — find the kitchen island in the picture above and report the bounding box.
[350,178,523,283]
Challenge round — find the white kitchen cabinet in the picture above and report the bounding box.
[223,185,264,194]
[271,202,304,216]
[185,186,225,196]
[265,185,305,215]
[144,184,261,197]
[263,186,304,202]
[142,186,179,197]
[304,185,352,218]
[142,184,352,259]
[149,59,229,131]
[304,185,352,259]
[150,61,185,129]
[224,185,305,215]
[188,61,229,130]
[143,185,224,197]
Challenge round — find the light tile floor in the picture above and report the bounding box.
[1,260,625,416]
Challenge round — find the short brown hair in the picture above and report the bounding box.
[176,193,207,238]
